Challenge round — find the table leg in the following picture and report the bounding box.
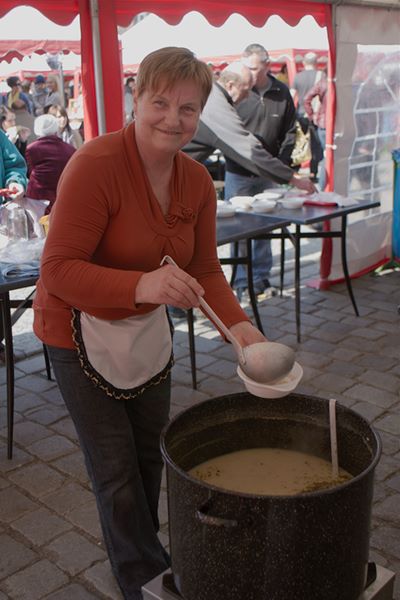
[1,293,15,459]
[280,228,285,297]
[229,242,239,287]
[341,215,359,316]
[295,226,301,343]
[246,238,264,334]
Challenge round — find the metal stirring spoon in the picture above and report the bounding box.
[161,255,295,384]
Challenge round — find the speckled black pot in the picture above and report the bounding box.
[160,392,381,600]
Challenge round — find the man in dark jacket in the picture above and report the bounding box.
[183,60,315,311]
[223,43,297,297]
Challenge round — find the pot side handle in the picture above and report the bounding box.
[195,498,238,528]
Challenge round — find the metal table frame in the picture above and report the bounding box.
[251,199,380,342]
[0,269,51,459]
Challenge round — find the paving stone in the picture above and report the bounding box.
[374,414,400,437]
[2,559,68,600]
[350,327,386,341]
[15,374,58,394]
[8,462,65,498]
[25,405,69,426]
[386,474,400,493]
[45,530,106,575]
[15,392,47,414]
[0,533,36,578]
[201,358,237,379]
[0,487,38,522]
[27,434,77,461]
[309,372,354,394]
[17,355,51,375]
[350,401,386,422]
[11,506,72,545]
[198,377,244,398]
[83,560,123,600]
[375,456,400,482]
[51,451,89,484]
[13,420,52,446]
[41,386,65,406]
[50,417,79,442]
[371,525,400,559]
[346,384,399,408]
[172,363,208,387]
[355,354,397,371]
[295,350,332,369]
[0,476,9,490]
[43,583,100,599]
[324,360,365,379]
[65,502,102,540]
[171,385,209,408]
[379,432,400,456]
[0,445,33,472]
[41,481,94,516]
[300,338,336,355]
[357,370,400,394]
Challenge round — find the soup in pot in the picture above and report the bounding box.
[189,448,352,495]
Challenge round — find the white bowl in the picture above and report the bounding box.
[229,196,254,211]
[251,200,276,213]
[279,198,305,209]
[217,205,236,218]
[237,362,303,398]
[253,191,283,201]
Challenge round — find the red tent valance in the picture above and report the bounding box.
[0,1,78,25]
[112,0,329,27]
[0,40,81,62]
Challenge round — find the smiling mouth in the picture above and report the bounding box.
[157,128,181,136]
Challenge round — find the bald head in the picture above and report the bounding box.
[218,61,252,104]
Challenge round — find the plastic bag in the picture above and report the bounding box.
[291,121,312,166]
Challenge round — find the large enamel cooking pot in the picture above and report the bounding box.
[160,392,381,600]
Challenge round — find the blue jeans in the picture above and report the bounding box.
[47,345,171,599]
[224,171,273,290]
[317,128,326,190]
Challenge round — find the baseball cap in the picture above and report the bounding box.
[34,75,46,84]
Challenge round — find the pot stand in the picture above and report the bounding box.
[142,565,395,600]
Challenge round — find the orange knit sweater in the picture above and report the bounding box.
[33,123,249,349]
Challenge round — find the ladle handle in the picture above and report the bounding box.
[161,255,245,363]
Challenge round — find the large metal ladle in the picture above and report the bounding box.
[162,256,295,384]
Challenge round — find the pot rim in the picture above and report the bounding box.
[160,393,382,500]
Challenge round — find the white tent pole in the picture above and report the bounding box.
[90,0,106,135]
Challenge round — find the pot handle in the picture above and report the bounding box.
[195,498,238,528]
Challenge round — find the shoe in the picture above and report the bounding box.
[167,306,187,320]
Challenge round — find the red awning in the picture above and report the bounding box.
[0,39,81,62]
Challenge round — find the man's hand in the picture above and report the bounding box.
[135,264,204,308]
[289,173,317,195]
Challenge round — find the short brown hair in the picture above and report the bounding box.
[136,47,213,109]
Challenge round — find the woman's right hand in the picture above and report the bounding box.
[135,264,205,308]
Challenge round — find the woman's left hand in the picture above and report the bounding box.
[229,321,267,347]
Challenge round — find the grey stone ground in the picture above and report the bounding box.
[0,237,399,600]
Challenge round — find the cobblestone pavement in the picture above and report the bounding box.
[0,249,399,599]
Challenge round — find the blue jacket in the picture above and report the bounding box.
[0,129,27,190]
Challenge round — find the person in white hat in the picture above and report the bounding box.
[23,114,76,236]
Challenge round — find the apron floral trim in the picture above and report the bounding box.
[71,308,174,400]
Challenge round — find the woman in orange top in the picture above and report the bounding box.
[34,47,266,599]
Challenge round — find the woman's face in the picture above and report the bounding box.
[133,79,202,157]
